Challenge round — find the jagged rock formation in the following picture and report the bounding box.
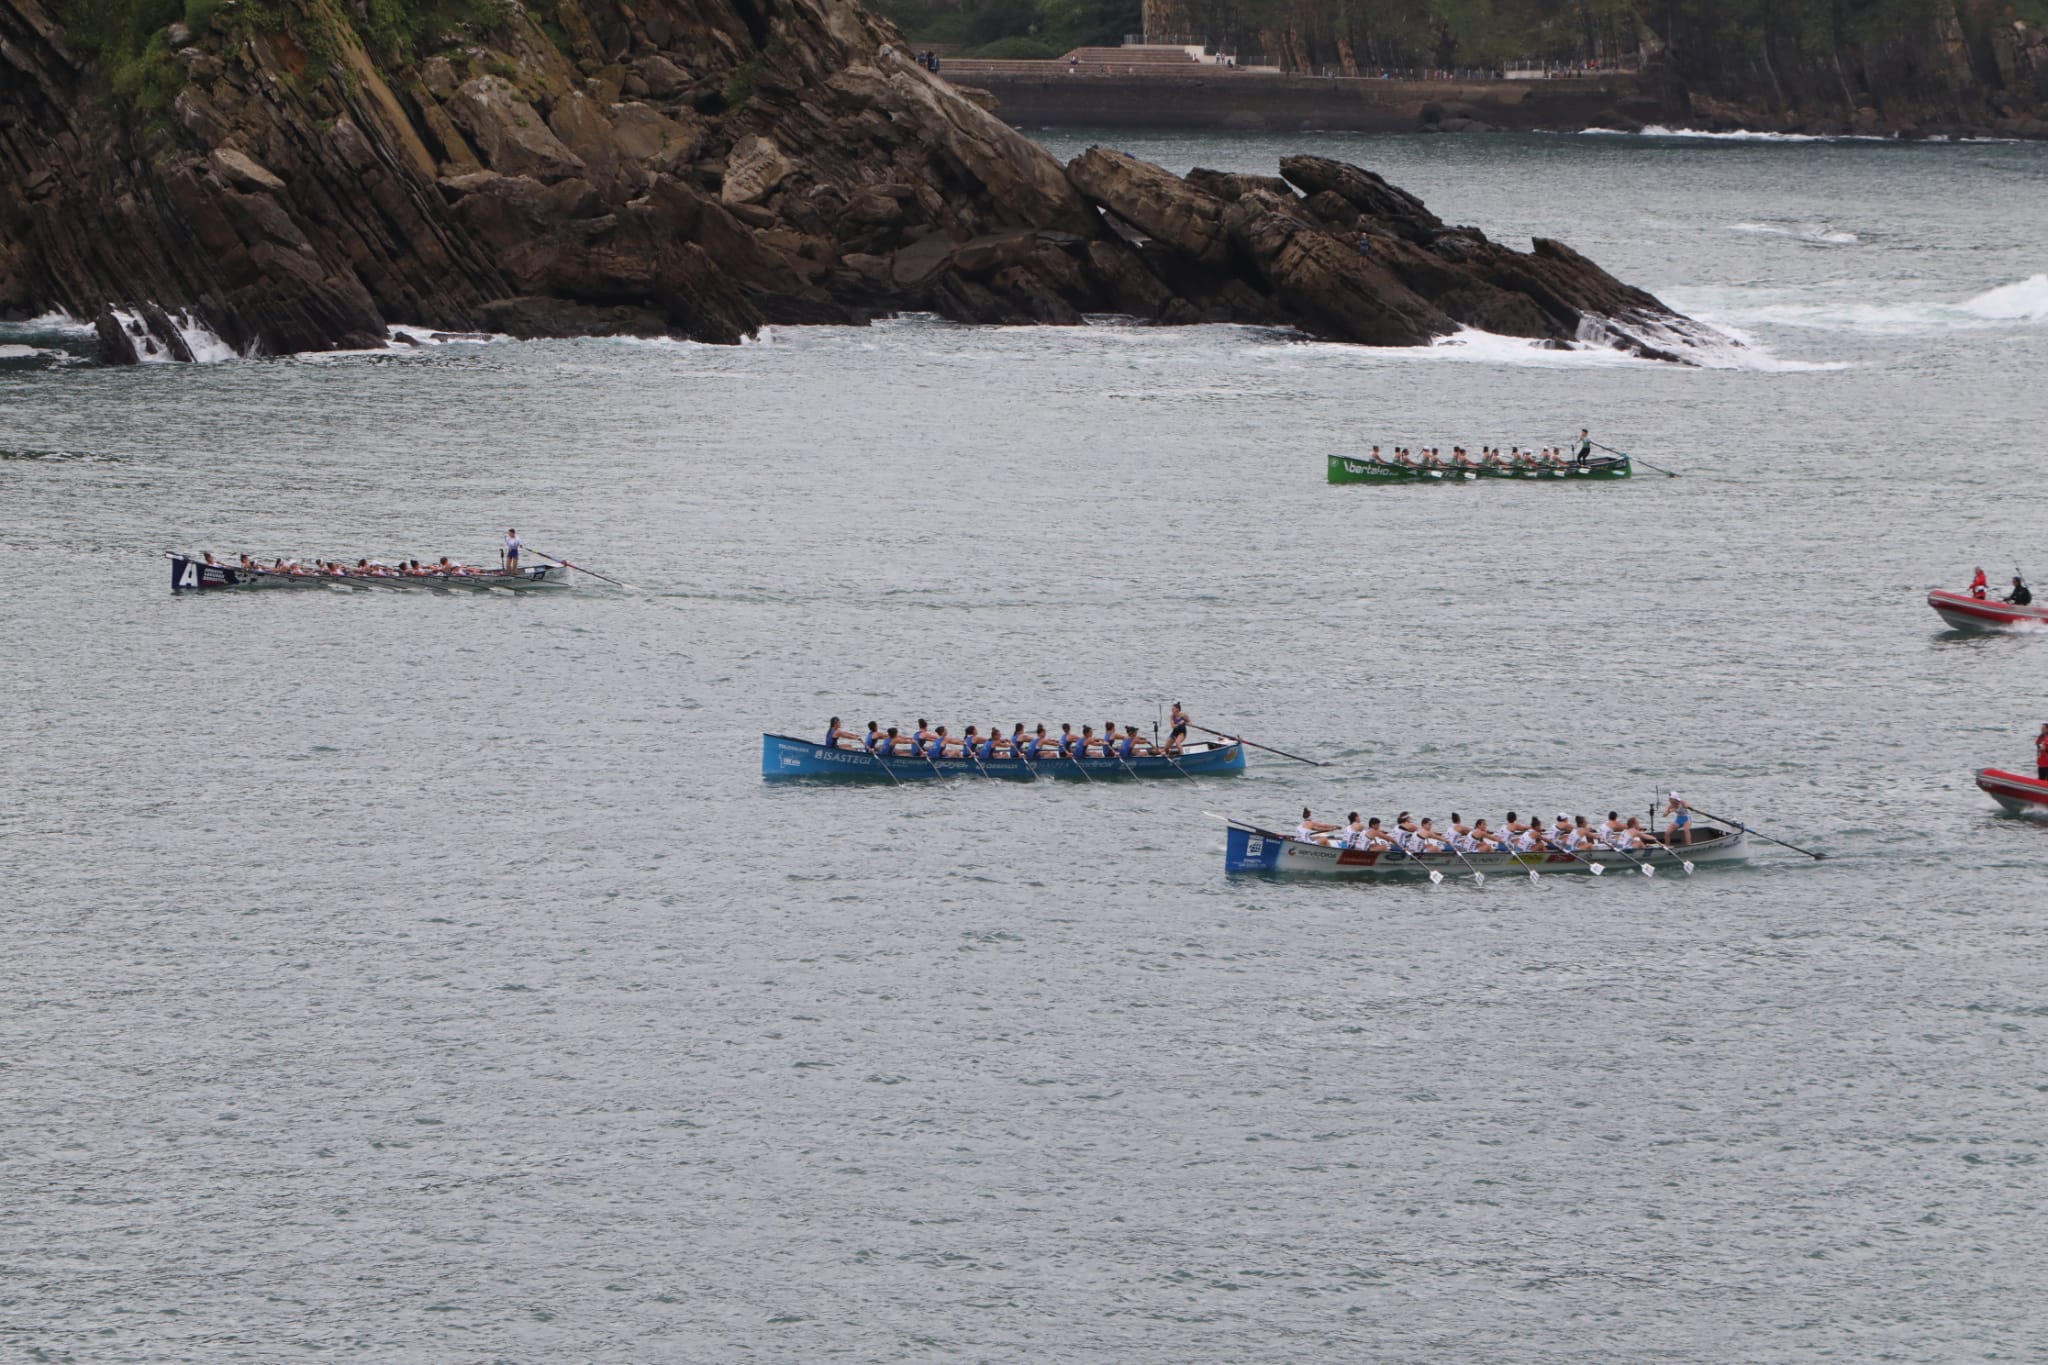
[0,0,1719,361]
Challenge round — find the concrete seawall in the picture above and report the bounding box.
[951,73,1652,135]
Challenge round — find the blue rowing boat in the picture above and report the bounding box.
[761,733,1247,781]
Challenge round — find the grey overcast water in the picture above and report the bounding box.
[4,131,2048,1362]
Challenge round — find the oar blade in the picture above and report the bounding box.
[1429,869,1444,884]
[1641,864,1655,878]
[1589,862,1605,876]
[1472,871,1485,887]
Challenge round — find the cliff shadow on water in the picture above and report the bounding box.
[1,0,1727,362]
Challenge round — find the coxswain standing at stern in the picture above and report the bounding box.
[1167,703,1189,755]
[1662,791,1693,846]
[503,528,523,574]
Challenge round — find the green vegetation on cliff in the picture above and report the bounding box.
[52,0,505,112]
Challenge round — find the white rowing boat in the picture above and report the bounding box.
[1222,817,1747,877]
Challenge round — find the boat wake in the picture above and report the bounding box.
[1730,220,1859,246]
[1667,274,2048,336]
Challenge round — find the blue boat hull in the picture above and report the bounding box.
[762,733,1246,781]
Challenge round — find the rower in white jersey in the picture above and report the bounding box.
[1296,809,1342,844]
[503,528,523,573]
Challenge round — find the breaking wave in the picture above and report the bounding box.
[1577,125,1889,143]
[102,307,240,362]
[1669,275,2048,335]
[1730,220,1859,246]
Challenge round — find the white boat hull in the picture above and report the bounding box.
[1224,820,1747,876]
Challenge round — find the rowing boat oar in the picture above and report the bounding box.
[1585,439,1679,478]
[911,741,948,782]
[1395,835,1446,885]
[1685,805,1828,861]
[1202,810,1288,841]
[1189,724,1331,768]
[531,549,639,590]
[959,737,995,780]
[1104,739,1146,781]
[1538,832,1606,876]
[1597,834,1661,878]
[868,746,904,787]
[1439,836,1487,888]
[1064,745,1097,784]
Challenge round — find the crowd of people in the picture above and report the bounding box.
[826,705,1195,763]
[200,552,501,579]
[1364,438,1598,471]
[1290,794,1699,857]
[199,531,527,580]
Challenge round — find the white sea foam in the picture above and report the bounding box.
[1958,274,2048,323]
[1730,221,1859,245]
[103,306,243,362]
[1669,275,2048,335]
[1323,323,1839,372]
[0,344,47,360]
[1577,125,1890,143]
[384,324,509,348]
[19,310,96,334]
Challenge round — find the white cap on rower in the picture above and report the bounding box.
[1669,791,1682,800]
[1555,812,1568,820]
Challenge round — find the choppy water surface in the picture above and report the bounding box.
[5,133,2048,1361]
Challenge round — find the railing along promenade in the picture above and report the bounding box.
[934,51,1645,133]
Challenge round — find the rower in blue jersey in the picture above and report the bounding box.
[1167,703,1189,754]
[930,725,953,758]
[1025,724,1051,759]
[912,719,935,753]
[1115,727,1137,759]
[826,717,856,750]
[1058,723,1077,757]
[862,722,883,751]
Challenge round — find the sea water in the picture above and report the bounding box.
[4,131,2047,1361]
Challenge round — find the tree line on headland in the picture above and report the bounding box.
[880,0,2048,129]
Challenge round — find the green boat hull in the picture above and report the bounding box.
[1327,453,1632,484]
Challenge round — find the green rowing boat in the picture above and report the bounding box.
[1327,453,1632,484]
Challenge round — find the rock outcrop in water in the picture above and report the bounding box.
[0,0,1719,362]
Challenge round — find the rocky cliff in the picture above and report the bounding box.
[0,0,1722,361]
[1641,0,2048,139]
